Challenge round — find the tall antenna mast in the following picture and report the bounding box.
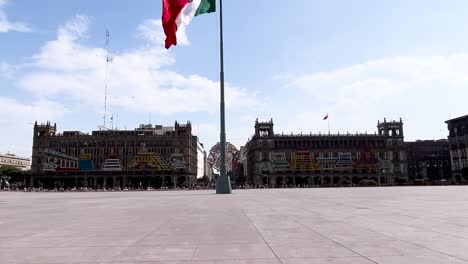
[103,29,110,130]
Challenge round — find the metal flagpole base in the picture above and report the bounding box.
[216,174,232,194]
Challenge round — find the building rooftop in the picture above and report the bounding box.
[0,153,30,160]
[445,114,468,124]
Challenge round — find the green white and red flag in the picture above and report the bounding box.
[162,0,216,49]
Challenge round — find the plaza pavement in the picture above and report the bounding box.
[1,186,468,263]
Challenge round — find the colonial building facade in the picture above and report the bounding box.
[446,115,468,182]
[31,121,201,189]
[0,153,30,171]
[245,118,408,187]
[405,140,451,184]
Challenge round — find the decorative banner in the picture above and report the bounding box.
[261,161,273,173]
[270,152,291,171]
[353,143,379,170]
[41,149,79,161]
[377,158,394,173]
[169,159,187,169]
[316,155,338,171]
[208,142,239,172]
[43,160,58,171]
[335,152,354,169]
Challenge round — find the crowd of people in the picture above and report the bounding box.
[0,183,306,192]
[1,185,219,192]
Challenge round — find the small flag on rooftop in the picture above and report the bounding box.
[323,113,329,120]
[162,0,216,49]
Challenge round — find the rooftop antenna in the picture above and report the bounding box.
[110,113,114,130]
[149,112,151,125]
[102,29,110,130]
[115,113,119,130]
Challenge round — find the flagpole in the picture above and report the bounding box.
[216,0,232,194]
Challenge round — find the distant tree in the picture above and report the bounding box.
[198,175,211,184]
[0,167,29,184]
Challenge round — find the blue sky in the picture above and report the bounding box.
[1,0,468,157]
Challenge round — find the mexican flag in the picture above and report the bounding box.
[162,0,216,49]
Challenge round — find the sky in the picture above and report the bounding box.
[1,0,468,157]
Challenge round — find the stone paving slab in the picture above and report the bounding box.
[1,186,468,263]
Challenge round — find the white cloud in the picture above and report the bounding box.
[275,54,468,141]
[0,0,30,33]
[0,62,10,77]
[0,97,66,157]
[18,15,256,116]
[3,14,257,154]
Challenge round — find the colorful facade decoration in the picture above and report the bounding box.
[40,149,80,172]
[79,153,94,171]
[261,148,393,174]
[291,150,320,172]
[353,144,379,170]
[316,156,338,171]
[208,142,239,172]
[127,144,172,171]
[42,159,58,172]
[261,152,291,173]
[271,152,291,171]
[102,150,123,171]
[169,158,187,170]
[335,152,354,169]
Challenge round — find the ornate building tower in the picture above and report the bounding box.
[31,121,57,174]
[377,118,407,179]
[255,118,274,138]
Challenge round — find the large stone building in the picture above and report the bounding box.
[31,121,201,189]
[446,115,468,182]
[0,153,30,171]
[406,140,451,184]
[244,118,408,187]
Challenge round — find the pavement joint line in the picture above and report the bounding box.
[189,246,198,263]
[304,194,468,229]
[277,196,468,263]
[277,192,468,239]
[0,241,283,248]
[303,204,468,241]
[99,216,176,263]
[239,208,284,264]
[102,257,287,263]
[295,197,468,243]
[4,222,80,245]
[254,195,379,264]
[382,218,468,240]
[329,219,468,263]
[272,217,379,264]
